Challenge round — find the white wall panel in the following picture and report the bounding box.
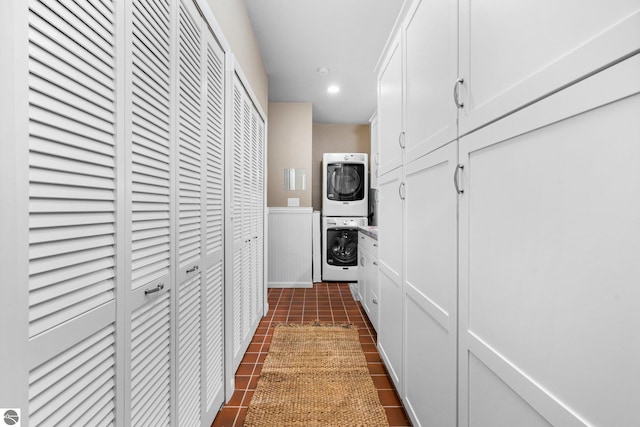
[267,208,313,288]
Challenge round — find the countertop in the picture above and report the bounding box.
[358,225,378,240]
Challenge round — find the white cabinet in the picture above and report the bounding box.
[376,0,640,426]
[377,37,404,176]
[369,112,379,189]
[458,0,640,135]
[404,0,458,162]
[358,231,379,332]
[377,167,404,390]
[403,142,458,426]
[458,54,640,427]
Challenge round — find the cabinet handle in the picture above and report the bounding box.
[373,261,378,266]
[373,243,377,247]
[453,77,465,109]
[186,265,199,274]
[398,182,406,200]
[375,152,380,165]
[454,164,464,194]
[398,131,406,149]
[372,298,378,305]
[145,282,165,295]
[360,256,365,267]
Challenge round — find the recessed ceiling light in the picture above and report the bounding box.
[327,85,340,94]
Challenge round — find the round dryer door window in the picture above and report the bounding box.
[326,164,365,201]
[326,228,359,266]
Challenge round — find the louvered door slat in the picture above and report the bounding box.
[29,68,113,113]
[29,125,115,159]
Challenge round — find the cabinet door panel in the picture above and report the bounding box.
[378,38,404,176]
[459,56,640,427]
[377,167,404,390]
[459,0,640,134]
[403,142,458,426]
[405,0,458,162]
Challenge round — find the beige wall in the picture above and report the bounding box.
[267,103,313,207]
[312,124,371,211]
[206,0,268,115]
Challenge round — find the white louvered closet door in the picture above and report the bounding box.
[230,74,265,371]
[176,0,204,425]
[231,78,245,366]
[27,0,118,425]
[125,0,173,425]
[203,28,226,419]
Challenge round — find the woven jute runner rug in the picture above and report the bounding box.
[244,324,389,426]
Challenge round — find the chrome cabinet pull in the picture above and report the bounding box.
[372,298,378,305]
[454,164,464,194]
[453,78,465,108]
[398,131,406,149]
[373,261,378,266]
[145,282,164,295]
[398,182,406,200]
[186,265,199,274]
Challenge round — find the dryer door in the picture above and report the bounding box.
[326,228,359,266]
[326,163,365,202]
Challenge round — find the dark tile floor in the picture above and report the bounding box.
[211,283,412,426]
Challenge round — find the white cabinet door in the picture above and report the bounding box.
[365,251,379,333]
[403,142,458,427]
[357,239,367,303]
[458,55,640,427]
[458,0,640,135]
[404,0,458,162]
[377,167,404,391]
[370,112,379,189]
[377,37,404,176]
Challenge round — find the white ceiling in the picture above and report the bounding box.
[243,0,404,124]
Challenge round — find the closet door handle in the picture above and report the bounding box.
[186,265,199,274]
[453,78,465,109]
[454,164,464,194]
[398,182,406,200]
[398,131,406,149]
[145,282,165,295]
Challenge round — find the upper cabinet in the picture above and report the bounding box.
[458,0,640,135]
[404,0,458,163]
[377,37,404,176]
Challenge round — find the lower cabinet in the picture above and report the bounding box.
[403,142,458,426]
[358,232,379,332]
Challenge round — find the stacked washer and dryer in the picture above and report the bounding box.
[321,153,368,282]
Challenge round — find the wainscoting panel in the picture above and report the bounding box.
[267,207,313,288]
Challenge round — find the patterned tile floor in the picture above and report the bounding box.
[211,283,412,426]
